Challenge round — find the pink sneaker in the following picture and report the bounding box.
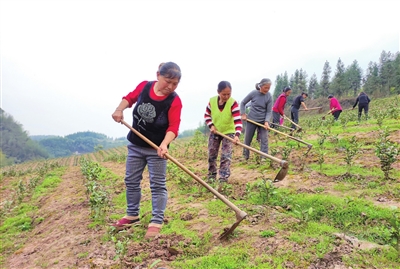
[111,217,140,231]
[144,226,161,239]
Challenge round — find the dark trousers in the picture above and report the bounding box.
[290,107,299,129]
[332,110,342,121]
[358,104,369,120]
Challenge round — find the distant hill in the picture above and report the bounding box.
[0,109,49,166]
[0,109,128,166]
[37,131,128,158]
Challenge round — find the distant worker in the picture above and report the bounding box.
[240,78,273,161]
[328,94,342,121]
[204,81,242,183]
[272,87,292,129]
[290,92,308,129]
[352,91,371,121]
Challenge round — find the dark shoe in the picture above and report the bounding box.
[207,175,216,183]
[111,217,140,231]
[219,178,228,183]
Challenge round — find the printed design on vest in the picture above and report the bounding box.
[135,102,156,127]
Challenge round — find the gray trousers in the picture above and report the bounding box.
[124,143,167,224]
[271,111,281,129]
[243,121,268,159]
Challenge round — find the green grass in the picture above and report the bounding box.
[0,167,65,266]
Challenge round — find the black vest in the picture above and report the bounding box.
[127,81,177,147]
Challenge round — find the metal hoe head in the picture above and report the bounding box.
[219,210,247,240]
[273,160,289,182]
[305,144,313,155]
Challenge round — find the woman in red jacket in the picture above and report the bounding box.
[328,94,342,120]
[272,87,292,129]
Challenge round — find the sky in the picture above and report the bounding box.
[1,0,399,139]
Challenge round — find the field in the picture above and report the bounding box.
[1,96,399,269]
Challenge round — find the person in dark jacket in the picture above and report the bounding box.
[290,92,308,129]
[352,91,371,121]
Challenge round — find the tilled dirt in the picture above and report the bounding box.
[6,166,118,269]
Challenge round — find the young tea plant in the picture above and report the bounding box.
[343,136,361,176]
[293,204,314,224]
[317,131,328,149]
[388,210,400,256]
[373,111,386,128]
[317,149,326,172]
[375,128,399,180]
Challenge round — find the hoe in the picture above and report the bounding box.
[120,120,247,240]
[214,130,289,181]
[246,119,313,155]
[283,115,303,132]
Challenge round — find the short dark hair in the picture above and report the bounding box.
[159,62,181,81]
[217,81,232,92]
[283,87,292,93]
[302,92,308,97]
[328,94,333,99]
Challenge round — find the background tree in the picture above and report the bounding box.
[363,61,380,95]
[298,69,308,95]
[273,71,289,99]
[319,60,332,98]
[308,73,319,99]
[345,60,363,96]
[331,58,346,97]
[0,109,49,164]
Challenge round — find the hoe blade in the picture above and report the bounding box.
[218,211,247,240]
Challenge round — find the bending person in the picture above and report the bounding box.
[352,91,370,121]
[290,92,308,130]
[240,78,273,161]
[111,62,182,239]
[204,81,242,183]
[272,87,292,129]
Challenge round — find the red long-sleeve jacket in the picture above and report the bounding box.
[272,93,287,115]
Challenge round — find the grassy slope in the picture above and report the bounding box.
[0,96,399,269]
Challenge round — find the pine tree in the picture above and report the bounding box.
[298,69,308,94]
[331,58,346,97]
[345,60,363,96]
[308,73,319,99]
[273,74,285,99]
[363,61,380,94]
[320,60,331,97]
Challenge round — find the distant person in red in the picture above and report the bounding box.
[328,94,342,120]
[111,62,182,239]
[272,87,292,129]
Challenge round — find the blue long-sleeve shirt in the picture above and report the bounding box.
[240,90,273,123]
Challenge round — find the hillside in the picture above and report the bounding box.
[0,96,399,269]
[0,109,127,165]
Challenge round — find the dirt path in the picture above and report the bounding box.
[6,166,117,269]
